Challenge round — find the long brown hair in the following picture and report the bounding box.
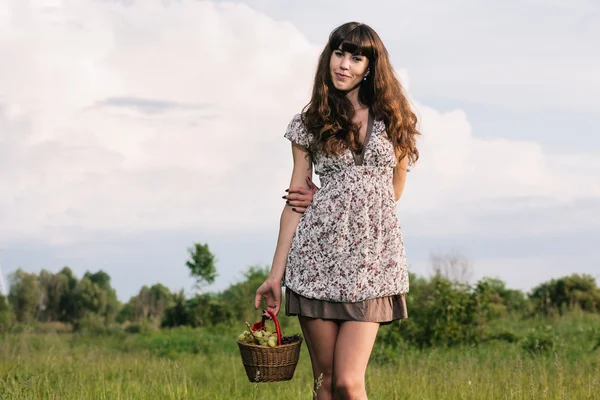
[302,22,420,165]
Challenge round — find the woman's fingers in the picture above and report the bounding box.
[254,291,262,310]
[285,197,310,207]
[285,192,310,201]
[285,192,308,200]
[283,185,314,212]
[287,186,311,195]
[284,190,311,207]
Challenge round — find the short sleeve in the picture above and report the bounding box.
[284,113,311,148]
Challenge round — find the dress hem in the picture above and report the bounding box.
[284,287,408,326]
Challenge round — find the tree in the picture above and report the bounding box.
[116,296,136,324]
[8,269,42,324]
[0,294,14,333]
[71,270,120,329]
[161,265,268,328]
[83,270,120,322]
[148,283,173,321]
[38,269,72,322]
[121,283,173,324]
[0,294,8,311]
[162,290,190,328]
[220,265,269,324]
[56,267,78,323]
[475,277,526,315]
[186,243,217,293]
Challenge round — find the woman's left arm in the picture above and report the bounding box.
[392,155,409,201]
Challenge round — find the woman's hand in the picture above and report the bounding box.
[254,279,282,315]
[283,176,319,214]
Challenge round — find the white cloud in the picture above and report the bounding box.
[399,100,600,237]
[401,101,600,222]
[0,0,318,243]
[0,0,599,248]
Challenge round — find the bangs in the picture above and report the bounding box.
[329,24,375,60]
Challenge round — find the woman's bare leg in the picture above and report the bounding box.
[299,316,340,400]
[332,321,380,400]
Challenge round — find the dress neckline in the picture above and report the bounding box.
[351,112,374,166]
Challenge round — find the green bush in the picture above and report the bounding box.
[72,313,108,334]
[475,277,527,317]
[521,333,557,355]
[0,311,15,333]
[488,329,520,344]
[394,275,481,347]
[529,274,600,315]
[0,296,14,333]
[124,319,157,334]
[382,274,529,348]
[218,265,270,324]
[162,265,268,329]
[33,321,73,334]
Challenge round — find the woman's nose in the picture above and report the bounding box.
[340,56,350,70]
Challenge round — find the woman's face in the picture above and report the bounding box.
[329,46,370,91]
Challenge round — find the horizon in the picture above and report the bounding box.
[1,249,598,302]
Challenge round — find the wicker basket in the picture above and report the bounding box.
[237,310,303,383]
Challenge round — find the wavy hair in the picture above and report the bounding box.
[302,22,420,165]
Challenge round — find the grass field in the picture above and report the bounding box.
[1,312,599,399]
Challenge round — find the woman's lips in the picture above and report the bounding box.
[335,73,350,80]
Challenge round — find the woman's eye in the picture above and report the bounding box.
[335,51,343,56]
[353,56,363,62]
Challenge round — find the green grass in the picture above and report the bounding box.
[1,313,599,399]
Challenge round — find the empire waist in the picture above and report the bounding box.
[312,167,395,206]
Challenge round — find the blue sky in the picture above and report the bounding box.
[0,0,598,301]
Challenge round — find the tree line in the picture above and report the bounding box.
[1,243,599,348]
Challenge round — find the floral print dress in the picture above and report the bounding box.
[283,113,410,304]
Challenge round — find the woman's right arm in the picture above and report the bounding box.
[268,143,312,281]
[283,176,319,214]
[254,142,312,313]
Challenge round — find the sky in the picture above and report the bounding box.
[0,0,598,301]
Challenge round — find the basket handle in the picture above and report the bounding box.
[251,309,282,346]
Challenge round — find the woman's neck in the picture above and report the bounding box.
[347,87,366,111]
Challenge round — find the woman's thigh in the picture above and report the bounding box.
[333,321,380,380]
[299,315,340,377]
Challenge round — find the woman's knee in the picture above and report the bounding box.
[334,376,365,399]
[314,371,334,394]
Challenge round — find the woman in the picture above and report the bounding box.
[255,21,419,400]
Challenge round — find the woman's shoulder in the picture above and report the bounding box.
[286,113,309,134]
[288,112,307,125]
[284,112,311,147]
